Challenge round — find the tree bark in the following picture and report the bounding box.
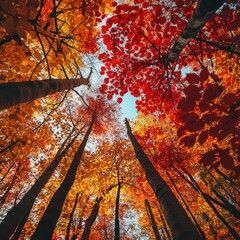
[166,0,226,62]
[0,77,90,110]
[66,193,80,240]
[158,208,172,240]
[166,171,206,240]
[11,208,31,240]
[0,130,77,239]
[125,119,202,240]
[177,166,240,239]
[71,196,89,240]
[31,113,95,240]
[145,199,161,240]
[114,169,121,240]
[81,184,117,240]
[81,197,102,240]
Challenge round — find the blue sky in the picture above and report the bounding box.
[120,92,138,120]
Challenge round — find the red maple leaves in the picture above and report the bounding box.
[177,69,239,177]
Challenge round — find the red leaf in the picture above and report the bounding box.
[200,68,209,82]
[199,100,209,112]
[200,149,218,167]
[107,94,113,100]
[142,2,149,8]
[117,97,122,104]
[202,113,218,125]
[186,73,201,84]
[181,112,199,124]
[183,85,201,101]
[198,130,208,145]
[221,154,234,170]
[182,134,197,147]
[203,84,223,102]
[177,126,187,138]
[187,120,205,132]
[178,98,196,112]
[223,93,238,105]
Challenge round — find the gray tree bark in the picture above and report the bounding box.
[125,119,202,240]
[166,0,226,62]
[0,77,90,110]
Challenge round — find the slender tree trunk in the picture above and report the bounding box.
[81,197,102,240]
[114,170,121,240]
[194,37,240,56]
[0,139,22,154]
[0,130,77,239]
[166,0,226,62]
[0,162,15,183]
[215,169,240,194]
[0,174,18,206]
[71,196,89,240]
[81,184,117,240]
[145,199,161,240]
[125,119,202,240]
[66,193,80,240]
[31,113,96,240]
[157,207,172,240]
[166,171,206,240]
[11,208,31,240]
[209,172,240,207]
[178,166,240,239]
[0,77,90,110]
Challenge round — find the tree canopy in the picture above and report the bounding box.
[0,0,239,239]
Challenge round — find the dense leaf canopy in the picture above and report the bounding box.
[0,0,239,239]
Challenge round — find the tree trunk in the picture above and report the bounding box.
[11,208,31,240]
[0,130,77,240]
[31,112,95,240]
[215,169,240,194]
[178,166,239,239]
[81,197,102,240]
[0,77,90,110]
[166,171,206,240]
[145,199,161,240]
[114,170,121,240]
[125,119,202,240]
[66,193,80,240]
[81,184,117,240]
[71,196,89,240]
[166,0,225,62]
[158,208,172,240]
[0,174,18,206]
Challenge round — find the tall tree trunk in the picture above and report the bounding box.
[0,139,22,154]
[0,174,18,206]
[166,171,206,240]
[81,184,117,240]
[0,77,90,110]
[11,208,31,240]
[166,0,226,62]
[31,112,96,240]
[0,130,77,239]
[177,166,240,239]
[200,174,240,218]
[81,197,102,240]
[66,193,80,240]
[0,162,15,183]
[208,172,240,207]
[125,119,202,240]
[145,199,161,240]
[71,196,89,240]
[215,169,240,194]
[157,206,172,240]
[114,169,121,240]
